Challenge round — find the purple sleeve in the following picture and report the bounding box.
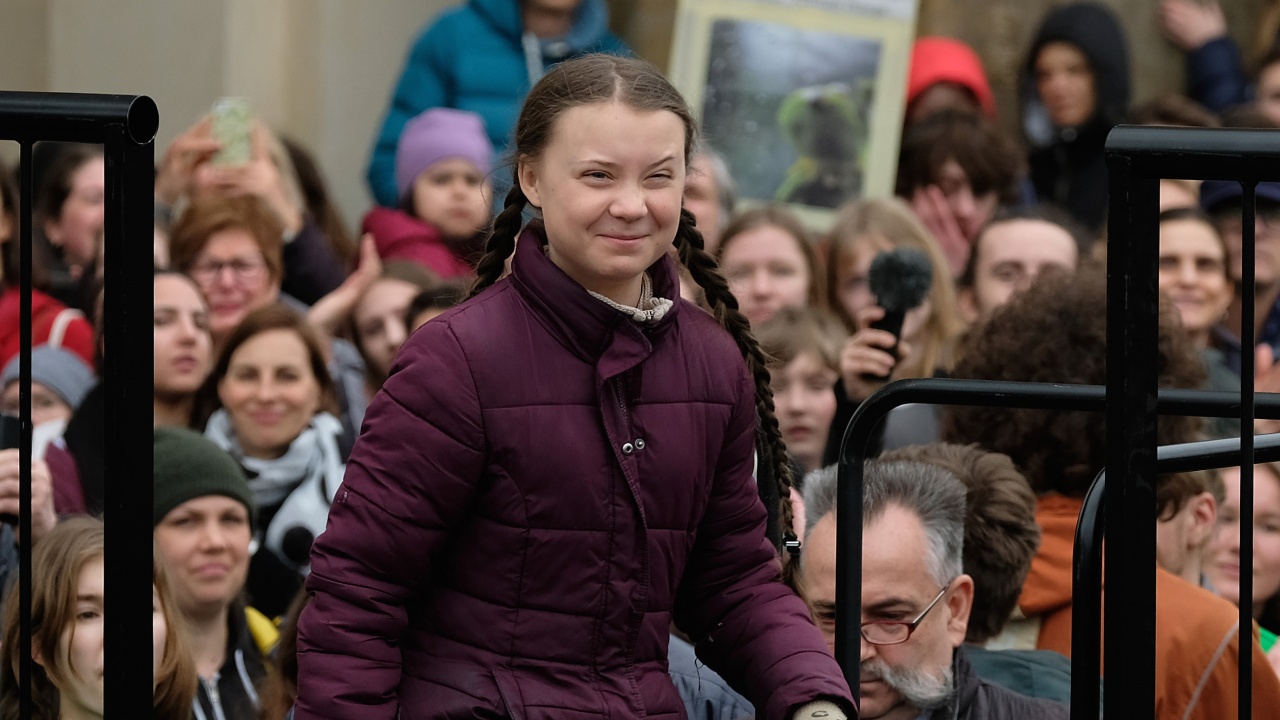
[280,215,348,305]
[674,365,854,720]
[294,320,485,719]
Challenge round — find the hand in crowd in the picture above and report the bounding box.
[154,116,221,207]
[909,185,968,277]
[1158,0,1227,52]
[0,449,58,546]
[838,305,911,404]
[307,233,382,339]
[1256,344,1280,435]
[195,121,304,235]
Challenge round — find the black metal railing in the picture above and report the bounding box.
[0,91,156,717]
[1071,432,1280,719]
[834,379,1280,719]
[833,125,1280,720]
[1107,124,1280,719]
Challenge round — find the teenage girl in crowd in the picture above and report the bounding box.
[296,54,853,720]
[821,197,965,461]
[716,205,825,327]
[0,517,104,720]
[361,108,494,279]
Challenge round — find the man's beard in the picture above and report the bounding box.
[861,656,954,711]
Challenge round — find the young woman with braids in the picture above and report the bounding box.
[294,54,853,720]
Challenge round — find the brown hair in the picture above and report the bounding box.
[153,550,198,718]
[281,134,357,269]
[957,204,1094,291]
[826,197,965,378]
[879,443,1040,643]
[169,194,285,284]
[0,156,46,291]
[349,261,440,389]
[754,305,847,372]
[894,108,1022,205]
[468,54,800,552]
[941,265,1208,513]
[257,588,311,720]
[209,303,337,418]
[1,516,105,720]
[715,204,826,311]
[1127,93,1220,128]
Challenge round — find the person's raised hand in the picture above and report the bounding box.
[1159,0,1227,52]
[155,116,221,207]
[307,233,382,339]
[1256,343,1280,435]
[194,121,304,234]
[838,305,912,404]
[910,185,967,277]
[0,449,58,546]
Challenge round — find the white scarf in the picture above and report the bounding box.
[204,410,346,510]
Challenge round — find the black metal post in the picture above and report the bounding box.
[0,91,157,718]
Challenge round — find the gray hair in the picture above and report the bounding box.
[802,460,966,588]
[694,145,737,220]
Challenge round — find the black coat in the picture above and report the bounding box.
[931,646,1070,720]
[1021,2,1130,234]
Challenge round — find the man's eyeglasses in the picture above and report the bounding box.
[860,580,953,646]
[190,257,267,285]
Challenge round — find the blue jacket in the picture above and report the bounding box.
[366,0,629,207]
[1186,36,1251,113]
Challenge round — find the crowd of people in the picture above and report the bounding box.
[1,0,1279,717]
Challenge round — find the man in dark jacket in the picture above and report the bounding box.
[795,458,1069,720]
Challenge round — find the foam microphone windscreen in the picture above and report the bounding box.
[862,248,933,381]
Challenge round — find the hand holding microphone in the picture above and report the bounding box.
[839,248,933,401]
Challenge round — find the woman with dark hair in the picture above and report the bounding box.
[1021,2,1131,233]
[33,144,104,309]
[204,304,346,618]
[0,157,95,371]
[347,261,438,400]
[154,270,214,429]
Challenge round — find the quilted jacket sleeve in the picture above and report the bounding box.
[673,363,854,720]
[294,319,485,719]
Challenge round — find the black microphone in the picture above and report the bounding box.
[282,526,316,568]
[861,248,932,382]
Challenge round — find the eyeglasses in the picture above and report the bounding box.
[190,257,266,285]
[860,580,953,646]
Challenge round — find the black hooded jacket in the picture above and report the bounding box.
[1022,2,1130,234]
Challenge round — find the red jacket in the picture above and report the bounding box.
[296,226,852,719]
[0,288,95,371]
[361,206,476,279]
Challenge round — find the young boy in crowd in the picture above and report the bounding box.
[361,108,494,280]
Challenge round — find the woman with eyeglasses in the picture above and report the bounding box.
[167,195,372,455]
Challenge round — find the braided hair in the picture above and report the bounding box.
[468,54,798,560]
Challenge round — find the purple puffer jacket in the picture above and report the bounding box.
[295,226,853,720]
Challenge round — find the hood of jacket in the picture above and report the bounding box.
[471,0,614,59]
[1021,2,1130,146]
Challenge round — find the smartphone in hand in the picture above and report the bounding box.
[211,97,252,166]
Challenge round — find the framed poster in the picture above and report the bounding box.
[669,0,919,230]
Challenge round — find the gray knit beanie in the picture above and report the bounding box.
[153,426,256,530]
[0,345,95,410]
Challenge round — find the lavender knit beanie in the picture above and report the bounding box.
[395,108,493,203]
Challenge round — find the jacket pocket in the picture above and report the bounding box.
[491,667,526,720]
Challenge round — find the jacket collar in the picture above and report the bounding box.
[509,222,682,378]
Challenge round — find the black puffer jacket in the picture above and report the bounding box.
[929,646,1069,720]
[1021,2,1130,234]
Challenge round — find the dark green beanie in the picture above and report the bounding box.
[153,426,256,530]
